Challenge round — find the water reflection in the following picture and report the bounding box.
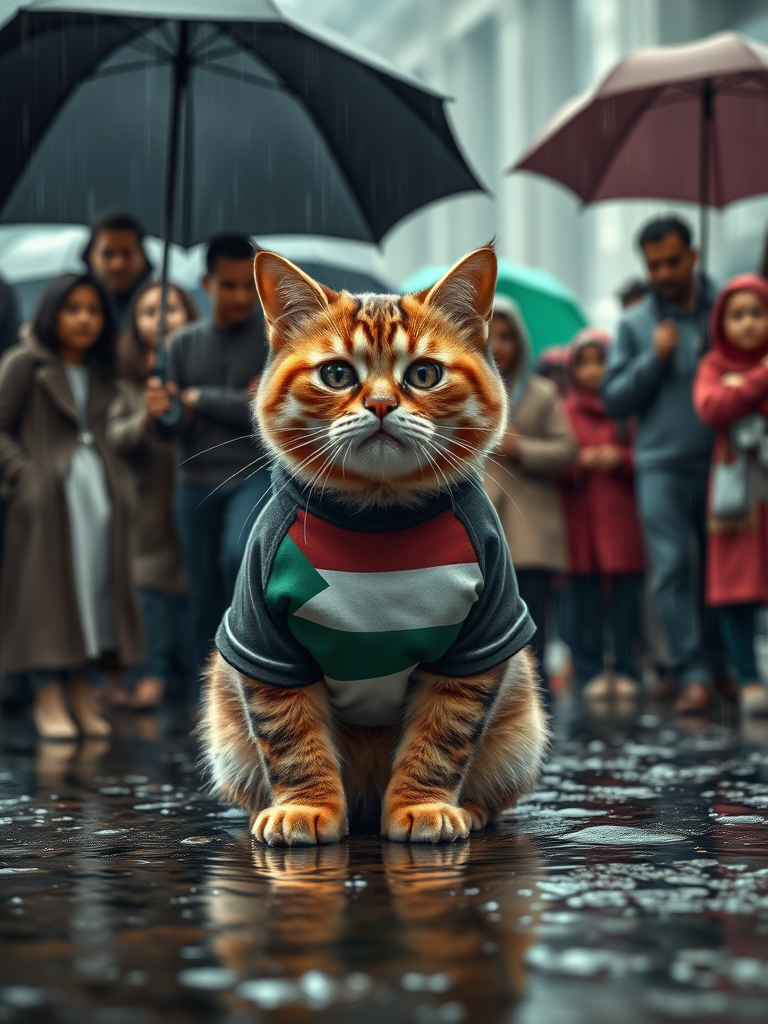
[1,707,767,1022]
[200,832,544,1019]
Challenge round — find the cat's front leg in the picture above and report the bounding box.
[382,665,505,843]
[245,678,348,846]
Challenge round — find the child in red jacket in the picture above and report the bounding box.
[559,329,645,696]
[693,274,768,718]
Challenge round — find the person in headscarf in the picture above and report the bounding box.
[558,328,645,698]
[694,274,768,718]
[484,296,577,692]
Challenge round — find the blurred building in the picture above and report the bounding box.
[287,0,768,324]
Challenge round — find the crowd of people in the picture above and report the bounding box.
[0,214,266,738]
[488,214,768,720]
[0,210,766,739]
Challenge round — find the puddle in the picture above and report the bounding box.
[0,705,767,1022]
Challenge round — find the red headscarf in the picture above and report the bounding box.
[709,273,768,372]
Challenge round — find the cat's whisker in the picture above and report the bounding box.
[236,437,341,544]
[430,429,534,495]
[428,436,526,521]
[177,434,254,466]
[196,458,265,508]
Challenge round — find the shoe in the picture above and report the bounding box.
[614,675,640,699]
[740,682,768,719]
[131,677,164,712]
[715,672,739,703]
[674,682,713,716]
[649,670,676,700]
[583,674,609,699]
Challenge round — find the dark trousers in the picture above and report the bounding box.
[636,469,723,687]
[718,603,761,687]
[176,469,272,684]
[516,569,552,685]
[128,587,191,700]
[560,572,643,685]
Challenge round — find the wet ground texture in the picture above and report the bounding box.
[1,700,768,1024]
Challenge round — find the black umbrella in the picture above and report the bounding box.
[0,0,482,354]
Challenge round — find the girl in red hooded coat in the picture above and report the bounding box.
[693,274,768,717]
[558,329,645,695]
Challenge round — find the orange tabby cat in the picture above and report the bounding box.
[199,245,548,845]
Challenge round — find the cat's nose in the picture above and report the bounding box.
[365,397,397,419]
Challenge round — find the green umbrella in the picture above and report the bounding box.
[401,258,587,358]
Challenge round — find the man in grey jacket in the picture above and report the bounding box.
[148,233,269,683]
[603,216,719,714]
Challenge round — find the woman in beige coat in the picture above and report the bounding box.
[484,297,576,685]
[0,274,142,738]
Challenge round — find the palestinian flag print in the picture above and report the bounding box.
[265,509,484,724]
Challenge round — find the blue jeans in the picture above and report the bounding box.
[560,572,643,685]
[636,469,722,687]
[176,470,272,681]
[718,603,760,687]
[128,587,191,698]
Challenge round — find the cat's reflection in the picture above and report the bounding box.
[203,832,543,1017]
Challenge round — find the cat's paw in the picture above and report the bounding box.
[383,802,471,844]
[251,804,347,846]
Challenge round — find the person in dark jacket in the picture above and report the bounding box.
[559,328,644,696]
[83,212,152,328]
[147,234,269,682]
[602,215,721,714]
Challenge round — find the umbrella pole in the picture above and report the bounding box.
[156,21,189,382]
[699,78,713,275]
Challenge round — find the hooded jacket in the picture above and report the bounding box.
[602,274,717,473]
[559,329,644,575]
[693,273,768,605]
[483,299,576,571]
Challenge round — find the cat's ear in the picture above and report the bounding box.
[415,246,497,328]
[254,250,337,346]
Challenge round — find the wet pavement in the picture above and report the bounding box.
[1,701,768,1024]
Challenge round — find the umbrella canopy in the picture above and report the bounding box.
[0,0,482,245]
[511,32,768,262]
[400,259,587,358]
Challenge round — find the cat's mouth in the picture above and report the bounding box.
[358,424,405,449]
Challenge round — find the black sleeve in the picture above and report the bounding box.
[423,488,536,679]
[215,500,322,687]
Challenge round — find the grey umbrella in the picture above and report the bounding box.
[0,0,482,358]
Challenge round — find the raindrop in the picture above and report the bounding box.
[178,967,237,990]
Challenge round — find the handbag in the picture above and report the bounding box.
[710,433,753,520]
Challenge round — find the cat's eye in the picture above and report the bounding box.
[319,362,358,389]
[405,360,442,389]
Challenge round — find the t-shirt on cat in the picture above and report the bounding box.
[216,469,536,726]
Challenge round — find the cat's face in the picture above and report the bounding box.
[254,247,505,506]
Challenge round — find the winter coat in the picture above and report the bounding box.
[484,371,576,572]
[0,336,143,672]
[693,273,768,606]
[559,338,644,574]
[106,379,186,594]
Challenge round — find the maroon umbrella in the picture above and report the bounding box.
[511,32,768,263]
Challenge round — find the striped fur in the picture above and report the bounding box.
[200,647,547,845]
[197,247,549,845]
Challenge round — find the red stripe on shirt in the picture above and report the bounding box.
[289,508,477,573]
